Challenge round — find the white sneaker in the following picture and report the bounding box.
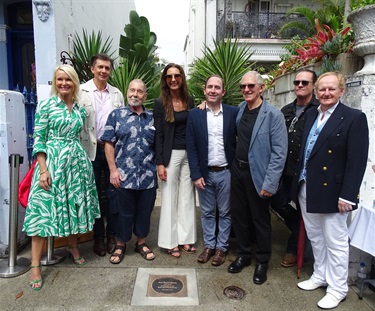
[298,278,327,291]
[317,293,346,309]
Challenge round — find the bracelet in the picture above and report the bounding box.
[39,168,48,175]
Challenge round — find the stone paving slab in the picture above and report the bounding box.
[0,201,374,311]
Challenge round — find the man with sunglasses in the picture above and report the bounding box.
[270,70,319,268]
[228,71,287,285]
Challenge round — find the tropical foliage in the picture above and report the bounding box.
[72,29,114,83]
[188,39,254,105]
[118,10,161,103]
[279,0,347,38]
[270,19,354,83]
[72,11,162,108]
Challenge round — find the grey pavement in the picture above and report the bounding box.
[1,192,374,311]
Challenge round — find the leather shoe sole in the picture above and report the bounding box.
[253,264,268,285]
[227,257,251,273]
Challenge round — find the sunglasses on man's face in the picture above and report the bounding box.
[239,83,256,90]
[165,74,182,80]
[293,80,312,86]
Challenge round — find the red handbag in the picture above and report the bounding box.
[18,160,37,208]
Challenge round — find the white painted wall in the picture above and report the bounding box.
[33,0,135,95]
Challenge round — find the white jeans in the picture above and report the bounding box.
[158,150,196,249]
[299,182,349,299]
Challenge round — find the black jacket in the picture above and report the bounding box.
[154,96,195,166]
[281,95,319,177]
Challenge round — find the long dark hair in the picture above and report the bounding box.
[160,63,189,123]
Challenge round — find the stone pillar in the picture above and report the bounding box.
[342,74,375,281]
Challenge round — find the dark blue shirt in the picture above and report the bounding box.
[100,105,157,190]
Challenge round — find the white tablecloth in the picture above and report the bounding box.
[349,205,375,257]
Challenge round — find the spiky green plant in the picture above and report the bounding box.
[72,29,114,83]
[188,39,254,106]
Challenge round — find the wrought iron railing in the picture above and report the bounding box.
[217,12,308,41]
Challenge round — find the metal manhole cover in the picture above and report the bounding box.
[223,286,246,300]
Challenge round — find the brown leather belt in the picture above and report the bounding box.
[236,157,249,168]
[208,165,229,172]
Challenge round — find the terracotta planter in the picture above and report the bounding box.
[347,5,375,75]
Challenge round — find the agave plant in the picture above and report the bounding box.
[188,39,254,106]
[72,29,114,83]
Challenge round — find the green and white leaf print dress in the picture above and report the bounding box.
[23,96,100,237]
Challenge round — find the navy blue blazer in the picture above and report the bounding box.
[186,104,238,181]
[292,102,369,213]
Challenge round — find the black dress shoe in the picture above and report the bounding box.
[227,256,251,273]
[253,264,268,285]
[93,239,106,257]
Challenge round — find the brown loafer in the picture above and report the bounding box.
[197,247,215,263]
[211,249,226,266]
[281,253,297,267]
[93,239,106,257]
[107,235,116,254]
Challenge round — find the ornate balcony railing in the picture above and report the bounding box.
[217,12,308,41]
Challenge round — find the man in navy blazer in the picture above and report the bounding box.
[186,75,238,266]
[295,72,369,309]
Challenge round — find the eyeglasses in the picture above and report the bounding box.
[239,83,256,90]
[165,74,182,80]
[288,116,299,133]
[293,80,312,86]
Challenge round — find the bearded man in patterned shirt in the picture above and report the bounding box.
[101,79,157,264]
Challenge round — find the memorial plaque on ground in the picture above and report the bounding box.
[147,274,187,297]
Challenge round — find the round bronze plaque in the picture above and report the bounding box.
[152,277,184,294]
[223,286,246,300]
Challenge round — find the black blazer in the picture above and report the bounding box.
[154,96,195,166]
[291,102,369,213]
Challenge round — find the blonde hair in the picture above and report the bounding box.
[51,65,80,101]
[315,72,345,90]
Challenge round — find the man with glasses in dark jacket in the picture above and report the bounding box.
[271,69,319,267]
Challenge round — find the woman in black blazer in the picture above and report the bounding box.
[154,63,196,258]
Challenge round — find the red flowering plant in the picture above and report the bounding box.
[294,19,354,65]
[268,19,354,85]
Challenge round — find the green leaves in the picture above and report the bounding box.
[188,39,254,106]
[279,0,348,39]
[72,29,114,83]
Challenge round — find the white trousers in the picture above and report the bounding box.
[158,150,196,249]
[299,182,349,300]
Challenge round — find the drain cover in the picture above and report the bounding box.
[223,286,246,300]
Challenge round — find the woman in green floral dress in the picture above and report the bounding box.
[23,65,100,290]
